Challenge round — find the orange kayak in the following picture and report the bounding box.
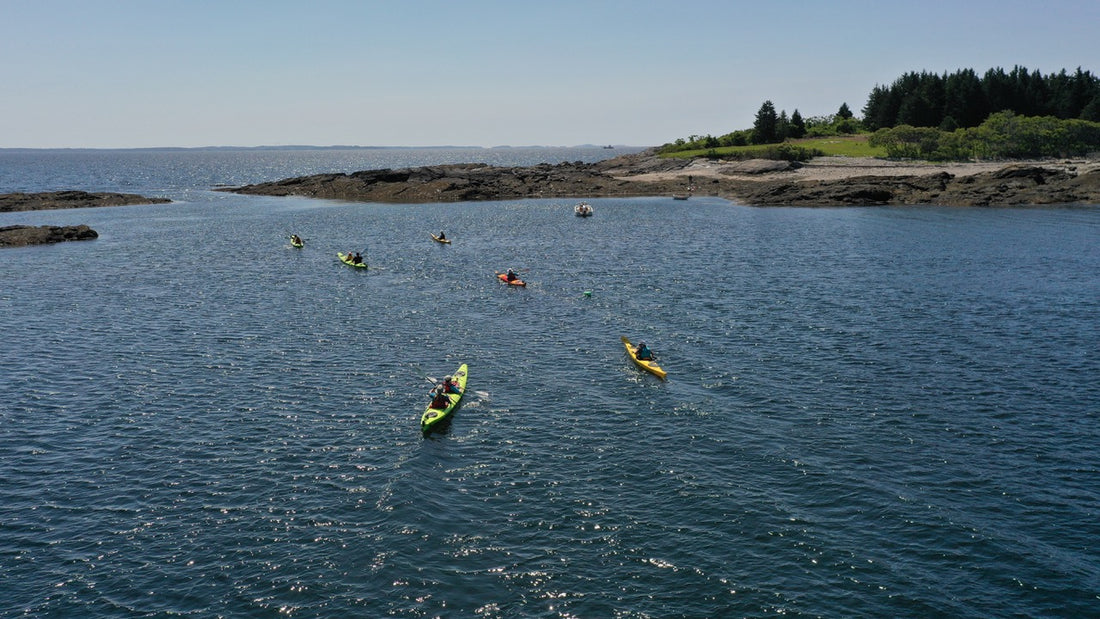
[497,272,526,287]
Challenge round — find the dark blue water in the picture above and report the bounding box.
[2,149,1099,617]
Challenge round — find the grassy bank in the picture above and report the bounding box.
[661,135,886,159]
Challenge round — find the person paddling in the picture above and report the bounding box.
[441,375,461,394]
[634,341,655,360]
[429,387,450,409]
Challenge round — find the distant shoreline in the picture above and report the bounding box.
[0,144,640,153]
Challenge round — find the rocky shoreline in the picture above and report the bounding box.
[222,160,695,203]
[222,150,1100,207]
[730,164,1100,206]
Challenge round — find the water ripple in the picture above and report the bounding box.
[2,157,1099,616]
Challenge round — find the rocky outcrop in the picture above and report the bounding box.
[0,224,98,247]
[591,149,694,176]
[0,191,170,212]
[224,160,694,203]
[719,159,803,175]
[221,151,1100,207]
[736,172,953,206]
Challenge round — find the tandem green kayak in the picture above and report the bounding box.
[421,363,468,434]
[337,252,367,268]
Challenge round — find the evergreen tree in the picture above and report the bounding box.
[1081,95,1100,122]
[790,109,807,138]
[983,67,1015,115]
[1071,68,1100,117]
[943,68,987,128]
[1008,66,1047,116]
[897,92,937,127]
[865,66,1100,130]
[862,85,895,130]
[837,102,854,119]
[1050,67,1100,118]
[777,110,790,141]
[752,100,779,144]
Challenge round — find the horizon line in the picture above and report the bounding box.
[0,144,647,152]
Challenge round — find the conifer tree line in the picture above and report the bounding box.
[661,65,1100,158]
[862,66,1100,131]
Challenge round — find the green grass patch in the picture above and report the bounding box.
[662,135,886,159]
[795,136,885,157]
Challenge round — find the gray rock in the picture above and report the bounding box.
[0,224,98,247]
[0,191,170,213]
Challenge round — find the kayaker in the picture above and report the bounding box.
[506,269,518,282]
[429,388,450,409]
[352,252,363,264]
[291,235,302,245]
[442,375,461,394]
[438,231,447,240]
[635,341,654,360]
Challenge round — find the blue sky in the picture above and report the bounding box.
[2,0,1098,148]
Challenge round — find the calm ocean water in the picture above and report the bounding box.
[2,148,1098,617]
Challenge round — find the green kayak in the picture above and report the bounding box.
[338,252,367,268]
[421,363,468,434]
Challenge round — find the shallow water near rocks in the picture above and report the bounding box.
[2,149,1098,617]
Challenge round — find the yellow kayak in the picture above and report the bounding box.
[622,336,666,380]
